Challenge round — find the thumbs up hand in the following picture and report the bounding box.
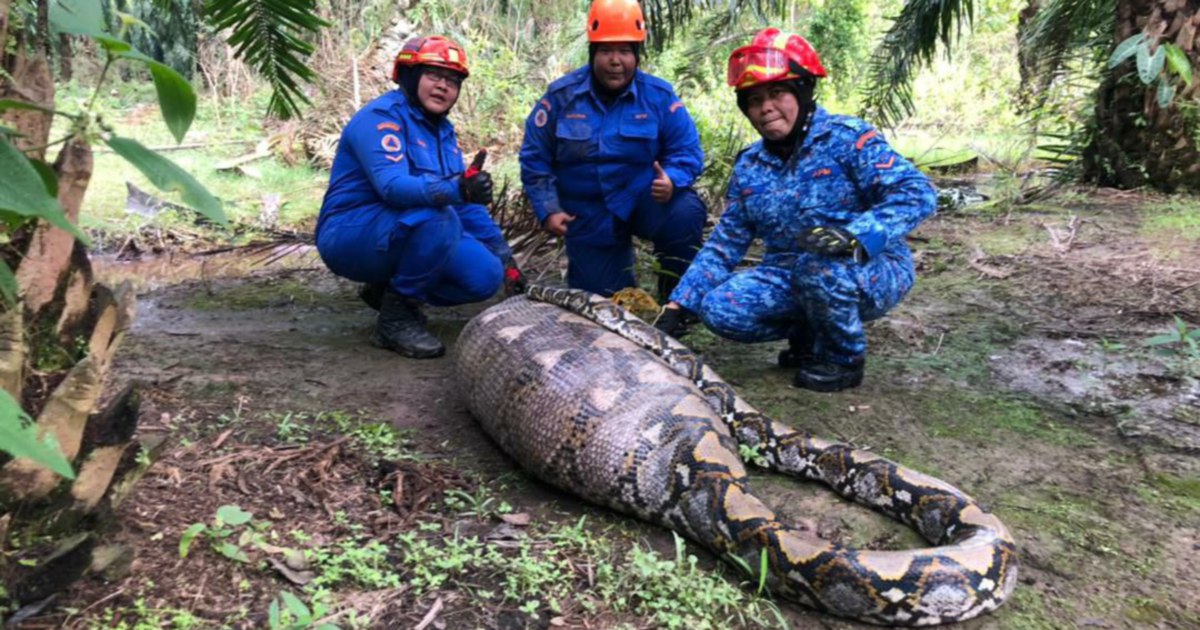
[651,161,674,204]
[460,149,493,205]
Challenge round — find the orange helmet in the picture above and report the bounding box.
[586,0,646,43]
[726,28,826,91]
[392,35,470,82]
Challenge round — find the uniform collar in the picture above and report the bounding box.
[746,105,834,168]
[395,88,448,129]
[799,105,834,152]
[572,66,640,102]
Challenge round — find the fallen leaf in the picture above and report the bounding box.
[267,557,315,586]
[499,513,532,526]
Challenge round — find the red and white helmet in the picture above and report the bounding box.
[392,35,469,82]
[726,27,826,91]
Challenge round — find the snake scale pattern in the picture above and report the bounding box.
[454,286,1018,626]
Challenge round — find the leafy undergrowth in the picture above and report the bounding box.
[48,406,785,630]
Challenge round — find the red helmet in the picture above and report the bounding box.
[586,0,647,43]
[392,35,470,82]
[726,28,826,91]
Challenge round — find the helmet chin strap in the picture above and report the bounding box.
[397,67,452,119]
[758,78,816,162]
[588,43,641,103]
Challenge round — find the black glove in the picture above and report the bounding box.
[797,226,866,262]
[503,258,528,297]
[460,170,494,205]
[654,306,693,338]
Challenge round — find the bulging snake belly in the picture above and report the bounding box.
[453,287,1018,626]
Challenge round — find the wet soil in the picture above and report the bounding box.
[30,187,1200,629]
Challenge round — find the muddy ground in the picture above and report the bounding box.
[29,187,1200,629]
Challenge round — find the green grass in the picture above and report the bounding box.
[1142,196,1200,240]
[1000,491,1126,576]
[916,390,1095,447]
[1139,472,1200,516]
[51,79,326,238]
[1001,588,1066,630]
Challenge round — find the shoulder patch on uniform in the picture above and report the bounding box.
[875,154,897,170]
[534,109,548,128]
[376,121,401,132]
[539,99,552,112]
[855,130,878,150]
[381,134,403,153]
[669,101,685,114]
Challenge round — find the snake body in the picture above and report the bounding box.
[454,287,1018,626]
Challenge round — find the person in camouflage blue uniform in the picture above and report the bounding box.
[519,0,707,299]
[656,28,936,392]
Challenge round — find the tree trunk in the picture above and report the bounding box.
[1016,0,1041,109]
[57,33,73,81]
[0,51,54,157]
[17,138,94,322]
[0,0,11,69]
[0,10,147,616]
[1086,0,1200,192]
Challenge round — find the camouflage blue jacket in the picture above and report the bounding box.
[671,106,936,311]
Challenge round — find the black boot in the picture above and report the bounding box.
[372,291,444,358]
[777,325,816,368]
[656,274,680,306]
[360,283,427,324]
[359,283,386,311]
[793,361,864,392]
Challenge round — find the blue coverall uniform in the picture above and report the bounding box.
[670,106,937,366]
[316,89,510,306]
[519,67,707,296]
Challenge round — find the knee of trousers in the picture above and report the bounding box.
[658,190,707,244]
[698,291,763,343]
[457,254,504,303]
[791,264,860,305]
[408,209,464,256]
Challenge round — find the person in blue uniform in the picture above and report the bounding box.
[519,0,707,300]
[655,28,937,392]
[316,35,524,359]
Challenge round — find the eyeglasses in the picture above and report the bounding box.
[423,69,463,88]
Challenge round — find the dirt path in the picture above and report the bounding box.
[44,190,1200,629]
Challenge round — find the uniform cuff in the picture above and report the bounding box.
[663,166,692,190]
[847,224,887,259]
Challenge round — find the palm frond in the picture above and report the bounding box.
[643,0,787,51]
[859,0,976,128]
[1020,0,1115,101]
[203,0,329,119]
